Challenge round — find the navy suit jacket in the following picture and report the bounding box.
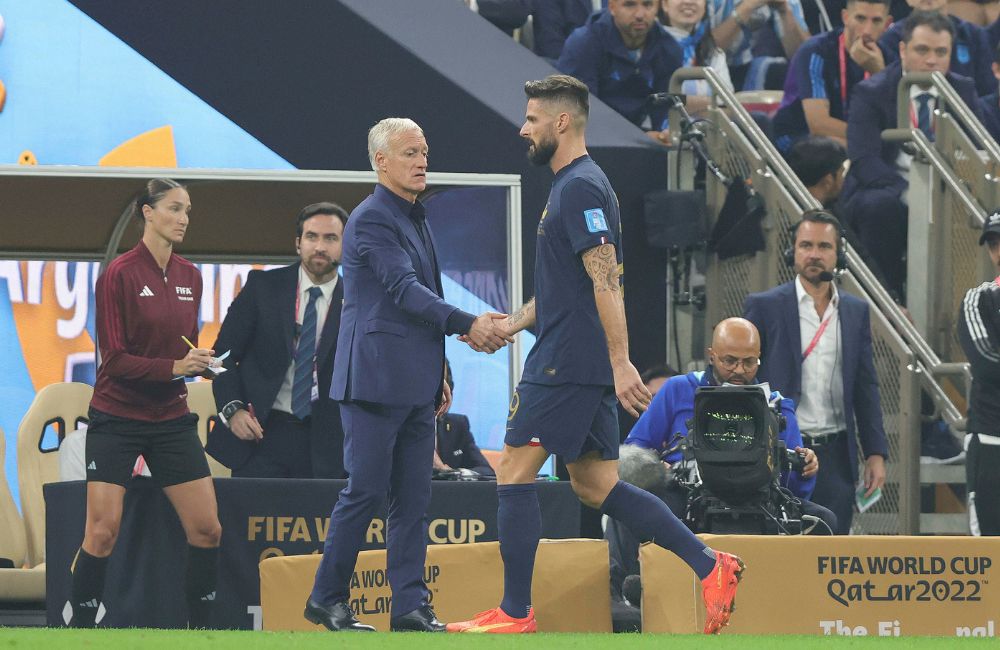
[843,60,981,200]
[436,413,495,476]
[477,0,531,34]
[332,184,459,406]
[743,281,889,476]
[978,92,1000,144]
[533,0,594,60]
[208,263,346,477]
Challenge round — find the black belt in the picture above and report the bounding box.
[269,409,310,424]
[802,430,846,447]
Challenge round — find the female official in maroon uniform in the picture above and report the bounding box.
[69,179,222,629]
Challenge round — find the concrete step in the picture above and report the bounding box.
[919,513,968,535]
[920,462,966,484]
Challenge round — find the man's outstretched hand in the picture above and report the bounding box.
[461,312,513,353]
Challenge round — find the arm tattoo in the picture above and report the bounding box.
[508,298,535,328]
[582,244,619,292]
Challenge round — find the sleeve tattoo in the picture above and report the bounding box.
[582,244,619,292]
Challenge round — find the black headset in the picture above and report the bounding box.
[782,210,848,272]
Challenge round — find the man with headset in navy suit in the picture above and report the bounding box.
[743,210,888,534]
[209,203,349,479]
[305,117,512,633]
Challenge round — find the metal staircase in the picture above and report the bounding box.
[663,67,994,534]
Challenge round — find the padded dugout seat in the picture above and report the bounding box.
[17,382,92,567]
[0,425,45,602]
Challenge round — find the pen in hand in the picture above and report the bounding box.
[178,335,213,377]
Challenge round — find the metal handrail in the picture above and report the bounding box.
[897,71,1000,162]
[668,67,816,209]
[670,69,956,377]
[882,73,999,431]
[670,66,966,431]
[883,128,985,218]
[670,66,926,532]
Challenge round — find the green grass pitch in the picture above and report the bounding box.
[0,629,995,649]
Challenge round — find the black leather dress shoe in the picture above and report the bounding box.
[390,603,447,632]
[304,598,375,632]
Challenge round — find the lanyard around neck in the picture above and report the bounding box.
[803,309,835,362]
[838,32,870,109]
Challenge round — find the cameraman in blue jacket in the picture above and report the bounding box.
[626,317,820,500]
[605,318,835,616]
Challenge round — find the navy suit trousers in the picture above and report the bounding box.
[231,410,311,478]
[310,400,435,617]
[843,186,908,300]
[810,434,857,535]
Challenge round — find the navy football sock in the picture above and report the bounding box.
[497,483,540,619]
[601,480,716,579]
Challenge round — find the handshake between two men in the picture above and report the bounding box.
[459,311,516,354]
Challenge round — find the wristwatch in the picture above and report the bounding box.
[221,400,246,422]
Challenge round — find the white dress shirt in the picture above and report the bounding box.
[273,265,339,414]
[795,275,847,434]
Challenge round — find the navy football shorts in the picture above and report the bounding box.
[504,382,619,463]
[85,408,211,488]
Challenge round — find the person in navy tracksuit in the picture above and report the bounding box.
[557,3,683,142]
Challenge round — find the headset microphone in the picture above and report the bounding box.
[818,271,835,282]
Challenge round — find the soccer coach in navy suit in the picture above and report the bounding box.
[305,118,512,633]
[744,211,888,534]
[208,203,348,478]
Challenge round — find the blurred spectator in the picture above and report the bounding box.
[706,0,810,90]
[433,360,496,476]
[619,364,680,440]
[659,0,735,114]
[948,0,1000,26]
[879,0,995,97]
[800,0,845,33]
[786,135,848,208]
[534,0,598,60]
[978,42,1000,141]
[988,13,1000,50]
[799,0,907,32]
[640,363,680,394]
[788,136,907,299]
[468,0,533,35]
[842,11,982,301]
[772,0,892,151]
[558,0,683,143]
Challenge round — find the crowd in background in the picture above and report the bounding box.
[470,0,1000,306]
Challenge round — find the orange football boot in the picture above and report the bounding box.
[446,607,537,633]
[701,551,746,634]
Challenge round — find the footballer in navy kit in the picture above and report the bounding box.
[505,138,624,462]
[448,75,746,636]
